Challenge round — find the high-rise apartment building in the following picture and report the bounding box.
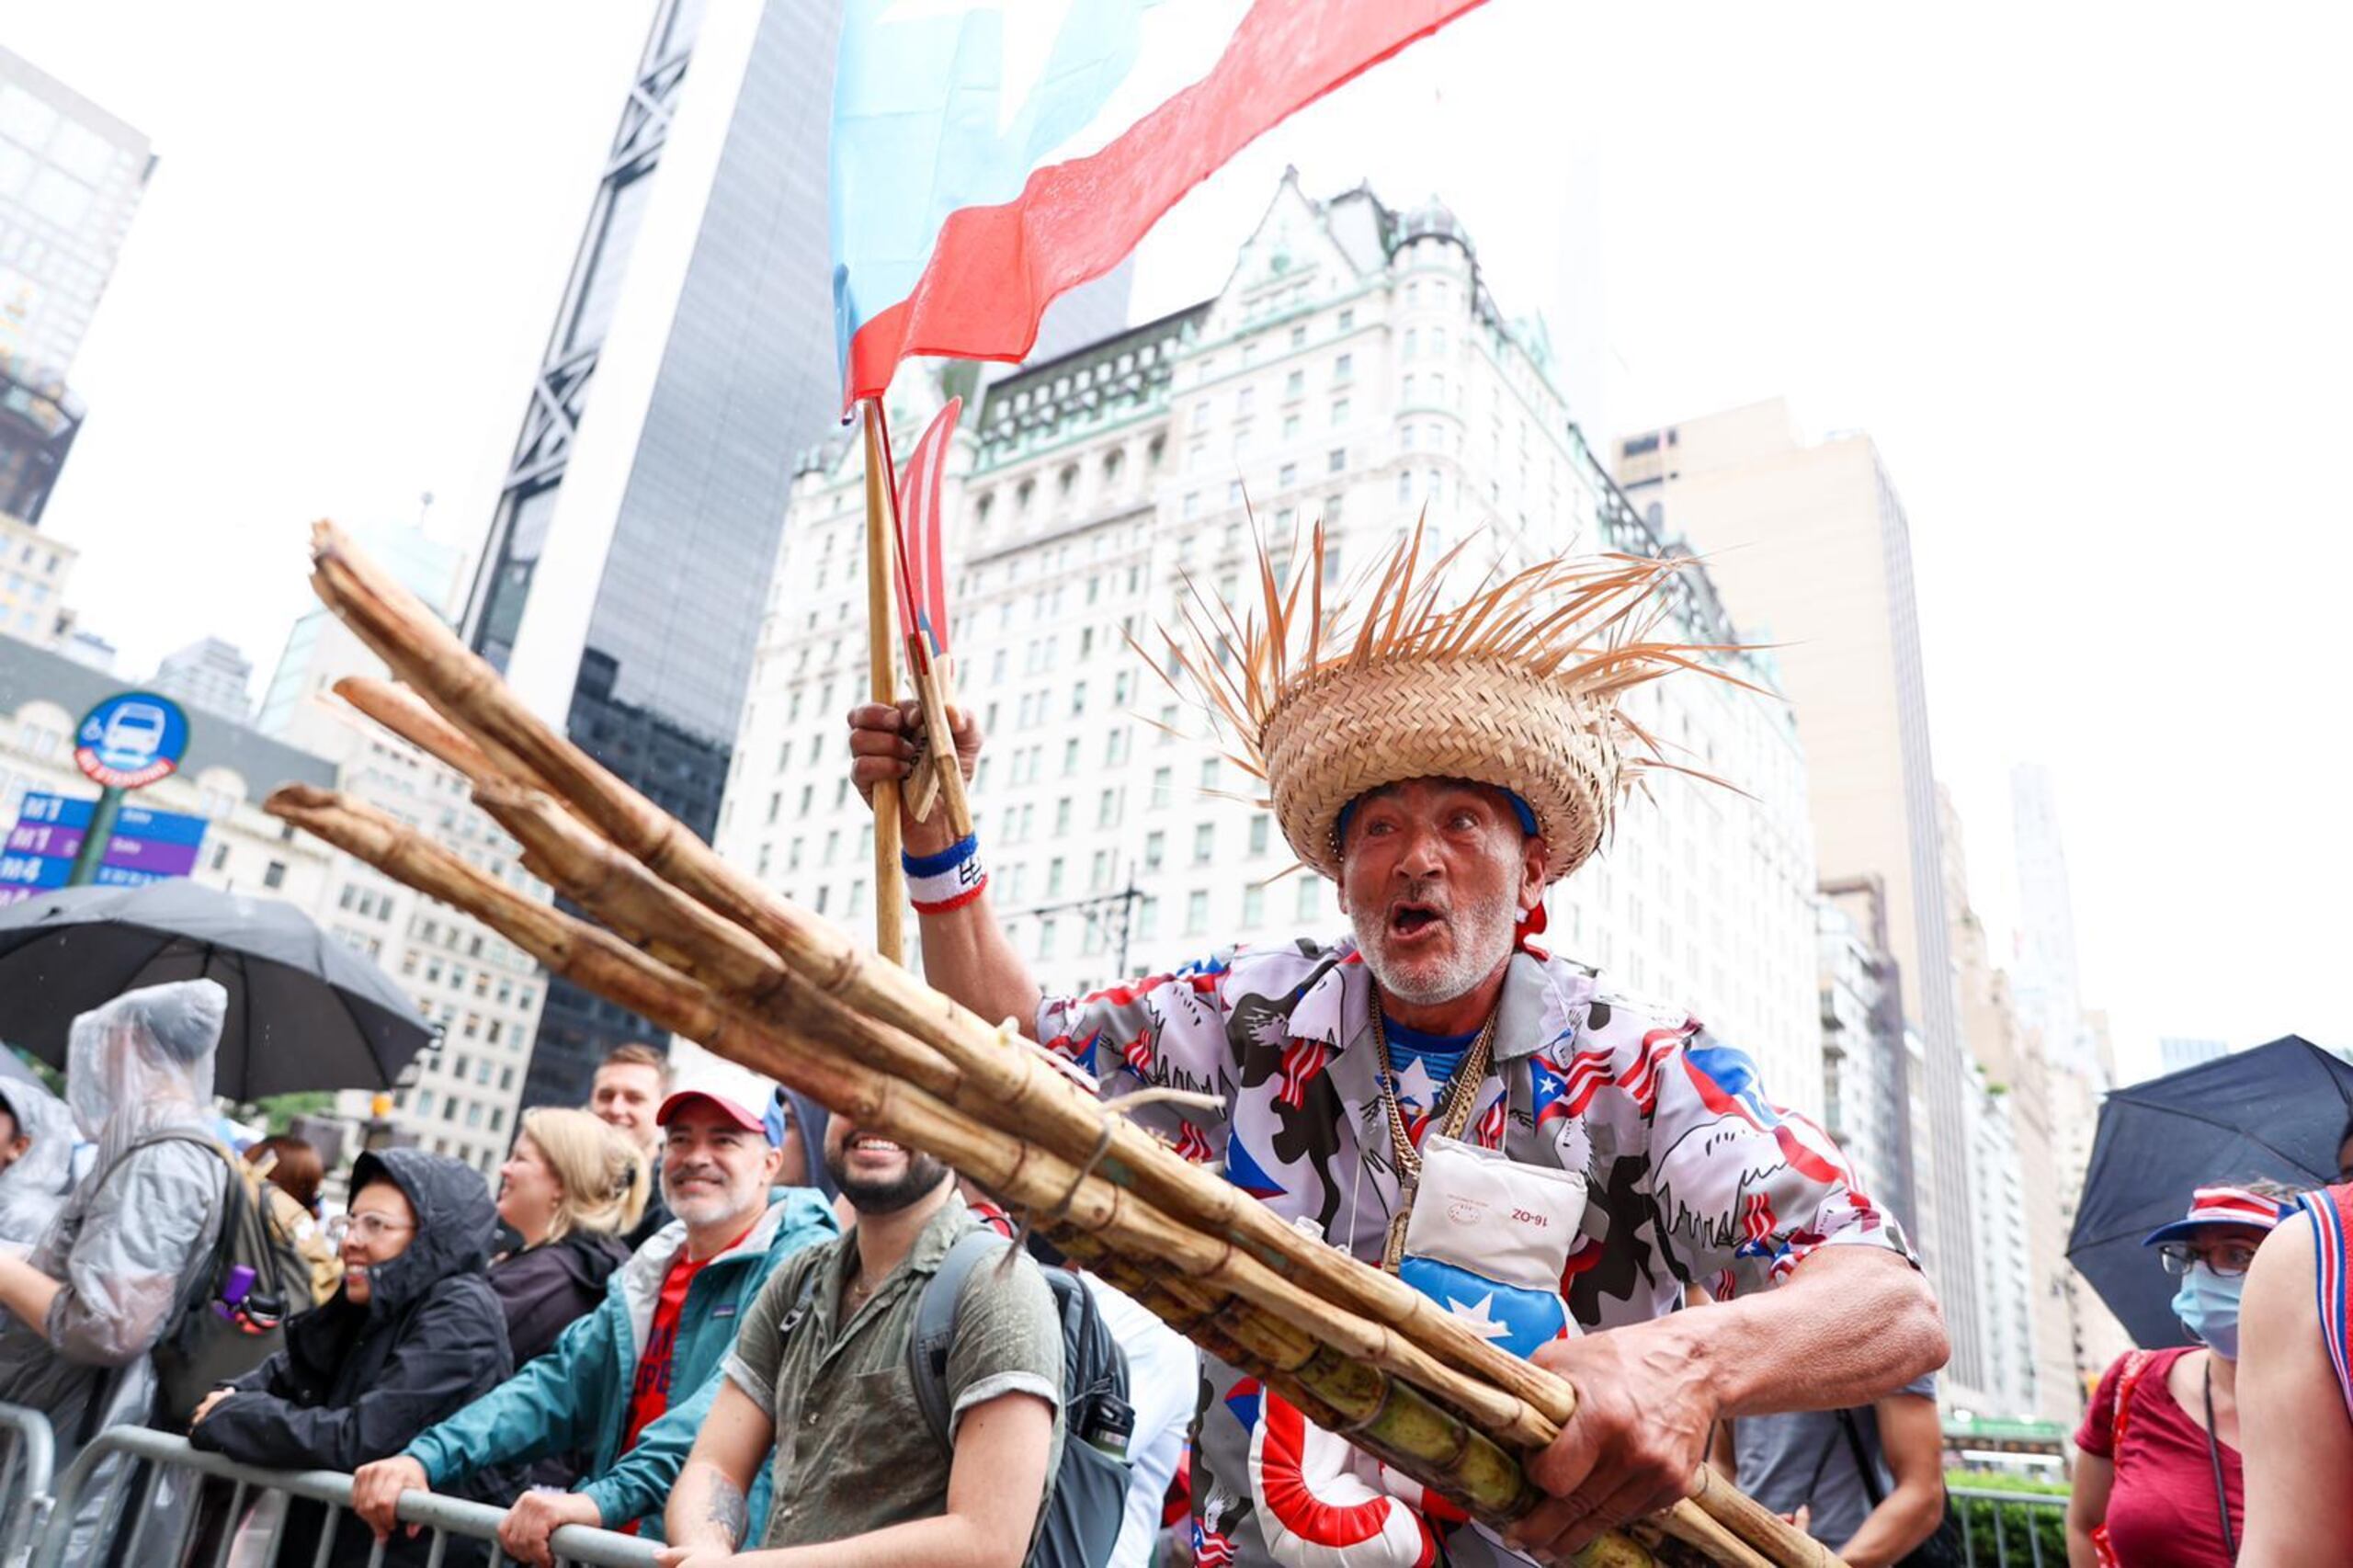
[0,48,149,379]
[2009,765,2093,1077]
[2158,1036,2228,1074]
[1942,787,2083,1419]
[711,176,1826,1118]
[0,47,151,525]
[0,510,72,645]
[460,0,849,1110]
[2008,762,2131,1397]
[1962,1066,2036,1417]
[1616,397,1983,1388]
[150,636,254,723]
[1817,876,1913,1228]
[260,520,551,1176]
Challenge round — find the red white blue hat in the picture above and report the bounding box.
[2143,1184,2290,1246]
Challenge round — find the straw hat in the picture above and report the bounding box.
[1147,522,1749,884]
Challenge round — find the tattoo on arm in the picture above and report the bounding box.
[707,1474,748,1549]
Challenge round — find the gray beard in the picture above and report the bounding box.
[663,1171,757,1228]
[1347,879,1521,1006]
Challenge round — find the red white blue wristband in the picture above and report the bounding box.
[904,834,986,915]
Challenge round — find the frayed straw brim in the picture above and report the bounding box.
[1264,659,1618,883]
[1145,518,1754,884]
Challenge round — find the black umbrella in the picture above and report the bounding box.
[2067,1035,2353,1347]
[0,881,435,1101]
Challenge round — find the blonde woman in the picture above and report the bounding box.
[490,1108,650,1368]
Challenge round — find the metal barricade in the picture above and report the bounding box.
[32,1425,661,1568]
[0,1401,55,1562]
[1949,1485,2070,1568]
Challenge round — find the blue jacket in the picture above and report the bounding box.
[404,1187,837,1535]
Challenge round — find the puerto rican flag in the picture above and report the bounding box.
[1531,1047,1614,1130]
[829,0,1489,405]
[1683,1042,1854,1188]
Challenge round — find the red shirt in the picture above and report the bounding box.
[2075,1346,2243,1568]
[620,1225,752,1454]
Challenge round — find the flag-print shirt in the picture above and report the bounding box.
[1037,935,1913,1568]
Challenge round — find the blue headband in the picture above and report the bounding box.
[1335,789,1540,849]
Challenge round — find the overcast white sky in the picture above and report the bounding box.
[13,3,2350,1078]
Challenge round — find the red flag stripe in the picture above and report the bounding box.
[892,398,961,658]
[844,0,1489,401]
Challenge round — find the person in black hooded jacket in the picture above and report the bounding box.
[188,1147,525,1566]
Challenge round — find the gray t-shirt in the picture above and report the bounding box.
[722,1201,1063,1551]
[1732,1374,1938,1551]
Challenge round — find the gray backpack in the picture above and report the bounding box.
[910,1231,1134,1568]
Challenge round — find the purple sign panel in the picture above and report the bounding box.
[0,790,210,901]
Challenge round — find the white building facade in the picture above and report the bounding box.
[1963,1068,2040,1419]
[1816,880,1913,1226]
[717,177,1825,1119]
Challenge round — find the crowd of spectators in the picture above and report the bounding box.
[2,973,2349,1567]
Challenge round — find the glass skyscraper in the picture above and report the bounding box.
[463,0,846,1109]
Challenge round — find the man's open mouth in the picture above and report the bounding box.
[1388,901,1447,939]
[847,1133,903,1155]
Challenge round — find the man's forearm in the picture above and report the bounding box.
[1836,1480,1944,1568]
[898,829,1046,1037]
[728,1514,1017,1568]
[664,1458,749,1552]
[1681,1248,1946,1418]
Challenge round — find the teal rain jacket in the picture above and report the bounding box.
[404,1187,837,1536]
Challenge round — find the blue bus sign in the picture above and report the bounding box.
[74,691,191,790]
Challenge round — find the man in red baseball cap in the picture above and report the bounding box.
[357,1084,837,1562]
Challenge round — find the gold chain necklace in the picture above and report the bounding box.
[1370,1006,1497,1271]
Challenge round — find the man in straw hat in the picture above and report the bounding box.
[849,532,1947,1566]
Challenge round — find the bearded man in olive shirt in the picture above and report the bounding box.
[658,1116,1063,1566]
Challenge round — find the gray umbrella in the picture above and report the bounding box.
[2066,1035,2353,1347]
[0,881,435,1100]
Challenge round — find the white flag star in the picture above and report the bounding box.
[1445,1290,1510,1341]
[1391,1055,1441,1112]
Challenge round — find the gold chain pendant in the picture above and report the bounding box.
[1370,1007,1499,1275]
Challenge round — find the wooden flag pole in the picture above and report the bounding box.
[860,398,906,963]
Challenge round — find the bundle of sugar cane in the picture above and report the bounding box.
[269,522,1842,1568]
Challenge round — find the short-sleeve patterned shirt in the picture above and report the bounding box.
[1037,936,1914,1568]
[722,1200,1064,1551]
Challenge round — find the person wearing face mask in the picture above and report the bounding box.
[2066,1183,2290,1568]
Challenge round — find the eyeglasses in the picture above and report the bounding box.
[327,1212,415,1247]
[2156,1241,2259,1278]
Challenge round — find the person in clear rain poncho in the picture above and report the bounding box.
[0,979,233,1458]
[0,1069,80,1255]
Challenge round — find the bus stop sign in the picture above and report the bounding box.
[74,692,191,790]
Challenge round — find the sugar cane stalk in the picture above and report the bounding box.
[262,782,1716,1561]
[307,521,1580,1429]
[301,528,1838,1567]
[339,771,1560,1452]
